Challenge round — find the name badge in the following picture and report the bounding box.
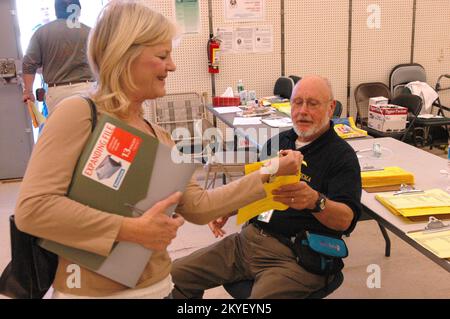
[257,210,274,223]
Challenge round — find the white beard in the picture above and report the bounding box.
[293,115,330,140]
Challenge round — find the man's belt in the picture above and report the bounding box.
[47,80,93,87]
[251,222,293,247]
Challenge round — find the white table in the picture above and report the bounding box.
[347,137,450,272]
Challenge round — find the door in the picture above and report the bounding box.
[0,0,34,180]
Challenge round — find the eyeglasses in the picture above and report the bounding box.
[291,98,333,110]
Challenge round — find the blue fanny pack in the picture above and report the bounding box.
[305,232,348,258]
[290,230,348,276]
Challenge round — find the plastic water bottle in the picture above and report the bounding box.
[237,79,244,93]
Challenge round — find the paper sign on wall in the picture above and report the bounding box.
[224,0,265,21]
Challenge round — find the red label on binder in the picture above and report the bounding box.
[107,126,142,162]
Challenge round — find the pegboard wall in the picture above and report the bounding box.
[140,0,211,97]
[284,0,349,115]
[414,0,450,110]
[138,0,450,120]
[211,0,282,99]
[349,0,414,118]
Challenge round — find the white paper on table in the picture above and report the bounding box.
[214,106,242,114]
[261,117,292,127]
[233,117,262,125]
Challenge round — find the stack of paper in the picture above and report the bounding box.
[233,117,262,125]
[407,229,450,258]
[375,189,450,217]
[260,96,289,107]
[361,166,414,188]
[270,100,291,116]
[261,117,292,128]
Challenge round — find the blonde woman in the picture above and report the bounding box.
[15,1,301,299]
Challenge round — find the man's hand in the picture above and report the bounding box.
[208,216,229,238]
[273,150,303,176]
[22,91,35,103]
[272,181,319,210]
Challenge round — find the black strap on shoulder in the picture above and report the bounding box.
[82,97,97,131]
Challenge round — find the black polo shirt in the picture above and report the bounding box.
[252,123,362,237]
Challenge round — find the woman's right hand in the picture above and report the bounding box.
[118,192,185,251]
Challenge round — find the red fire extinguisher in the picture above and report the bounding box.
[207,34,221,74]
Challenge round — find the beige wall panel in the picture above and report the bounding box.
[141,0,212,96]
[350,0,413,118]
[414,0,450,108]
[211,0,281,99]
[285,0,349,115]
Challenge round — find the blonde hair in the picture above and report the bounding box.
[88,1,176,118]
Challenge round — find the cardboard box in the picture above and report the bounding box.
[368,104,408,132]
[369,96,389,106]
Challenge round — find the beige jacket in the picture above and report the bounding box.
[15,96,266,297]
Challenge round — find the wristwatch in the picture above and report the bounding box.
[311,192,326,213]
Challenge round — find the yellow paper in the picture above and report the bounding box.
[237,158,306,225]
[375,189,450,217]
[237,174,300,224]
[276,105,291,116]
[271,102,291,109]
[27,100,46,128]
[407,229,450,258]
[361,166,414,188]
[333,117,367,139]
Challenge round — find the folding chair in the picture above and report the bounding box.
[288,75,301,85]
[274,76,295,99]
[333,100,343,118]
[390,64,450,148]
[354,82,391,127]
[361,94,422,143]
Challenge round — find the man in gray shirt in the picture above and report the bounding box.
[22,0,94,115]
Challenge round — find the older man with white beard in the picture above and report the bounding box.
[172,75,362,299]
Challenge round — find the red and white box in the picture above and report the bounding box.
[368,104,408,132]
[369,96,389,106]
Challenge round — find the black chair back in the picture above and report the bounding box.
[333,100,343,118]
[273,76,295,99]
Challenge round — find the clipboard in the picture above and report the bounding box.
[406,217,450,259]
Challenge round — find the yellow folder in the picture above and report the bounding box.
[375,189,450,217]
[407,229,450,258]
[361,166,414,188]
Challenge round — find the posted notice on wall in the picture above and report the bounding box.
[224,0,265,21]
[216,27,234,53]
[234,27,254,52]
[254,26,273,52]
[216,25,273,53]
[174,0,201,34]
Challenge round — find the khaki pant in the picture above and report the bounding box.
[171,224,326,299]
[46,82,94,115]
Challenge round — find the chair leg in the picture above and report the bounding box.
[377,222,391,257]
